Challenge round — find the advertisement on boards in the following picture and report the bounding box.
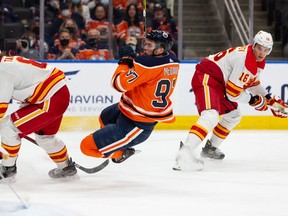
[6,61,288,117]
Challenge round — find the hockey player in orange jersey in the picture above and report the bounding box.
[0,55,77,180]
[173,30,288,171]
[81,30,180,163]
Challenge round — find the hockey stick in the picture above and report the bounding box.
[23,135,109,174]
[0,147,30,208]
[0,171,30,209]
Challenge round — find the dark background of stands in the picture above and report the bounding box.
[1,0,288,60]
[0,0,39,51]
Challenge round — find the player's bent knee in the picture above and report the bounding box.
[197,109,219,131]
[0,116,21,145]
[35,134,65,153]
[222,109,242,129]
[80,134,103,158]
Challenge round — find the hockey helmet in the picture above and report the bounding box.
[145,30,173,51]
[253,30,273,55]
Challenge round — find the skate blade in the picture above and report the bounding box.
[0,175,16,183]
[172,161,181,171]
[173,146,204,171]
[174,160,204,171]
[50,173,80,181]
[200,152,225,160]
[61,173,80,180]
[174,154,204,171]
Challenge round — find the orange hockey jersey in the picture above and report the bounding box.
[111,52,180,123]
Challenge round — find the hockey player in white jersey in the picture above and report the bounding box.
[0,54,77,179]
[174,30,288,171]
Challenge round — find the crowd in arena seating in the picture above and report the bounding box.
[2,0,288,60]
[0,0,177,60]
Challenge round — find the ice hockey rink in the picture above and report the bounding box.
[1,130,288,216]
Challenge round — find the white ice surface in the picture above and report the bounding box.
[1,130,288,216]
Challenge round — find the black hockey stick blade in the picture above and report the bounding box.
[74,159,109,174]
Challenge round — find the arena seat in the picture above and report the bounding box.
[0,23,25,39]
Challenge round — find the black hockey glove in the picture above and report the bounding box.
[118,46,136,68]
[248,94,268,111]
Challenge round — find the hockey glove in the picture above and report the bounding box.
[118,46,136,68]
[249,94,268,111]
[266,95,288,118]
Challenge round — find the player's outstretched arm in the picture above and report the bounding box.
[266,95,288,118]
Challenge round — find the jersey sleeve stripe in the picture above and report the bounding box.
[226,80,243,97]
[112,74,125,92]
[26,68,65,104]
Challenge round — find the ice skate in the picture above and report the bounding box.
[112,148,139,163]
[173,141,204,171]
[0,164,17,180]
[48,158,77,179]
[200,140,225,159]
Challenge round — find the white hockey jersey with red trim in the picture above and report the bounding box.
[0,56,67,119]
[203,45,268,103]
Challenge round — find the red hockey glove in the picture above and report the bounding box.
[266,95,288,118]
[249,94,268,111]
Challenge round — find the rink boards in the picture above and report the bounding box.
[6,60,288,130]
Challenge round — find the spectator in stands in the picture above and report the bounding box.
[69,0,91,25]
[117,3,144,40]
[16,31,44,60]
[57,18,85,49]
[78,28,111,60]
[0,0,19,23]
[86,3,118,41]
[87,0,108,10]
[48,2,85,45]
[147,0,167,10]
[47,28,79,60]
[124,36,140,55]
[45,0,60,24]
[25,16,41,39]
[147,3,178,55]
[113,0,143,11]
[22,16,51,56]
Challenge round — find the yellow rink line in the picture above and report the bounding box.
[60,116,288,131]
